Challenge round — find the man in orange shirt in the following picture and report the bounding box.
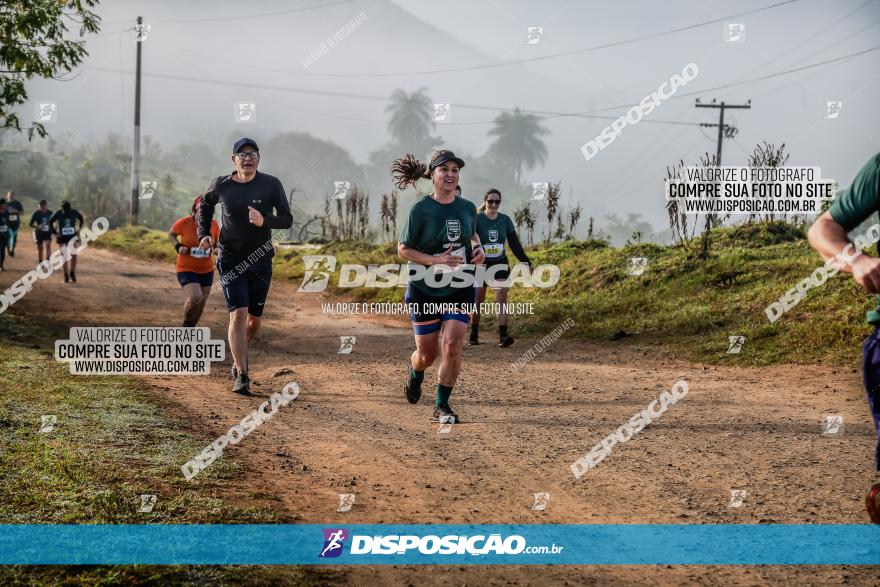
[169,196,220,327]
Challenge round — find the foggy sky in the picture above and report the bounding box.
[18,0,880,229]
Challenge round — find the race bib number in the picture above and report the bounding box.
[189,247,211,258]
[61,227,75,236]
[39,224,49,232]
[8,214,17,222]
[0,225,6,234]
[433,246,466,273]
[483,243,504,257]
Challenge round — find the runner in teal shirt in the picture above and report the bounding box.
[470,188,531,347]
[393,150,486,425]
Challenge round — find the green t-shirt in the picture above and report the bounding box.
[828,152,880,323]
[476,212,516,263]
[399,194,477,297]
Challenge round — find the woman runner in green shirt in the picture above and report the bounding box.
[470,188,531,347]
[392,150,486,424]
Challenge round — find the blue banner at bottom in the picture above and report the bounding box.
[1,524,878,565]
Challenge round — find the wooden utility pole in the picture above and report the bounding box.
[694,99,751,165]
[129,16,144,225]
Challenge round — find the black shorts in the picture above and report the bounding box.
[57,234,78,245]
[35,231,53,244]
[483,261,510,285]
[217,257,272,317]
[405,284,475,334]
[177,271,214,288]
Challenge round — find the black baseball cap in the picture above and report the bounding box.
[429,150,465,171]
[233,137,259,154]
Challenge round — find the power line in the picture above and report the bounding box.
[97,0,356,26]
[79,44,879,126]
[262,0,803,78]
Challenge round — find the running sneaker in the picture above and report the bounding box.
[232,372,251,395]
[230,364,238,380]
[867,483,880,524]
[404,370,422,404]
[499,335,515,348]
[467,336,480,346]
[70,271,76,283]
[63,272,69,283]
[432,403,459,424]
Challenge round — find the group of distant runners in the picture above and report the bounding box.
[0,191,85,282]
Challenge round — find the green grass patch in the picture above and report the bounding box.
[0,316,337,585]
[98,223,876,366]
[93,226,177,264]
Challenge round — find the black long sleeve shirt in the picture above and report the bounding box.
[198,171,293,261]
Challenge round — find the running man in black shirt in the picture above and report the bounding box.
[5,191,23,257]
[50,201,84,283]
[29,200,54,263]
[198,138,293,395]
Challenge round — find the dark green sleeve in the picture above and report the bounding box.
[505,215,530,263]
[828,153,880,231]
[398,205,419,248]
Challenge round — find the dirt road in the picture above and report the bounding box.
[3,241,878,585]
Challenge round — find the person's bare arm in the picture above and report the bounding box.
[808,211,880,293]
[168,231,188,255]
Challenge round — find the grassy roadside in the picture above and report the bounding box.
[97,223,876,366]
[0,315,337,586]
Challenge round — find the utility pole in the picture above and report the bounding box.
[129,16,144,225]
[694,99,751,165]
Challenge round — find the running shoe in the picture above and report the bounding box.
[404,369,422,404]
[70,271,76,283]
[230,364,238,380]
[867,483,880,524]
[499,335,515,348]
[432,402,459,424]
[232,372,251,395]
[63,272,69,283]
[468,335,480,346]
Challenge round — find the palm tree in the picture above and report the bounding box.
[385,88,439,153]
[486,107,549,184]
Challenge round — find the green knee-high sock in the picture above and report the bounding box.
[436,384,453,407]
[410,367,424,383]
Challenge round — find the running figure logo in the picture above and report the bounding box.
[437,414,454,434]
[824,101,843,119]
[35,103,57,123]
[531,492,550,511]
[724,23,745,42]
[628,257,648,276]
[337,493,356,512]
[337,336,356,354]
[298,255,337,292]
[729,489,747,508]
[333,181,350,199]
[235,102,256,123]
[319,528,349,558]
[138,494,157,513]
[432,103,450,122]
[531,182,548,200]
[727,336,746,354]
[140,181,157,200]
[524,26,543,45]
[39,415,57,433]
[821,414,844,436]
[134,23,151,42]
